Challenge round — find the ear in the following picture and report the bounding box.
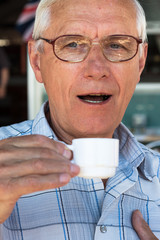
[28,40,43,83]
[138,43,148,83]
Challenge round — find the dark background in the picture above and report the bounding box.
[0,0,27,41]
[0,0,28,126]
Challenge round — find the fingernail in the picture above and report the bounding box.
[136,210,143,218]
[63,147,72,159]
[134,210,143,221]
[60,173,70,183]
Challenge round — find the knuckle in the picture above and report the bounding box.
[33,135,48,145]
[51,141,66,155]
[57,160,72,174]
[62,161,71,173]
[39,147,53,159]
[32,158,45,171]
[0,146,12,157]
[0,145,20,162]
[0,163,8,176]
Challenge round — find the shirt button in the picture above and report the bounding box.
[100,225,107,233]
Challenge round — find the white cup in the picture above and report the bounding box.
[67,138,119,179]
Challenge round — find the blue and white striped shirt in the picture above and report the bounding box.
[1,103,160,240]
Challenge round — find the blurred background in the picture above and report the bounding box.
[0,0,160,150]
[0,0,28,126]
[0,0,44,127]
[123,0,160,149]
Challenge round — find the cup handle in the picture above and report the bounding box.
[66,144,74,163]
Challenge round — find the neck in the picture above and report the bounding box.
[45,103,72,144]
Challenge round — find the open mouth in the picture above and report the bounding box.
[78,94,111,104]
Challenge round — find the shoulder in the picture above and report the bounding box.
[0,120,33,140]
[115,123,160,181]
[140,141,160,161]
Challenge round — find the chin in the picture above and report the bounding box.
[70,116,116,138]
[74,126,114,138]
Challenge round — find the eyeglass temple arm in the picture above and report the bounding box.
[36,37,53,44]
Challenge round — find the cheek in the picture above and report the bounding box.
[126,64,140,91]
[43,65,77,109]
[116,63,140,105]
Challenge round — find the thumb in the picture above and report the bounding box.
[132,210,158,240]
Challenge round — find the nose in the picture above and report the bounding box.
[83,44,110,81]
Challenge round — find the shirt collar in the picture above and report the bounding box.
[32,102,58,140]
[114,122,145,169]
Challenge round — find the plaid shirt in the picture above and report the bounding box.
[1,103,160,240]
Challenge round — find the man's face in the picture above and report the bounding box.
[30,0,147,143]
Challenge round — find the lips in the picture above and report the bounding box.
[78,94,111,104]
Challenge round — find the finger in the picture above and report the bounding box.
[0,144,71,164]
[0,173,72,200]
[132,210,159,240]
[0,156,80,178]
[0,139,72,171]
[0,135,72,159]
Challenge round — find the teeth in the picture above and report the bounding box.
[84,100,103,103]
[78,94,110,103]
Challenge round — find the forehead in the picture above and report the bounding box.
[47,0,137,37]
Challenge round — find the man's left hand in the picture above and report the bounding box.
[132,210,159,240]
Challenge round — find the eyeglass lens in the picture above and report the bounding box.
[53,35,140,62]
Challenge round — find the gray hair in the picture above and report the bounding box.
[32,0,147,52]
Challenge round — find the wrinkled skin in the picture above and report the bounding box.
[0,135,80,223]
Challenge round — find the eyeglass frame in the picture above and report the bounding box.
[36,34,143,63]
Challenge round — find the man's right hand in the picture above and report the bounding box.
[0,135,80,223]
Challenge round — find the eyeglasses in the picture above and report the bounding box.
[37,34,143,63]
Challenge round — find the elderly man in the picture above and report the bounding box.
[0,0,159,239]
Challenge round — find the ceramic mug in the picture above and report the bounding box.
[67,138,119,179]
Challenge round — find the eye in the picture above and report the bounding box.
[66,42,78,48]
[110,43,122,49]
